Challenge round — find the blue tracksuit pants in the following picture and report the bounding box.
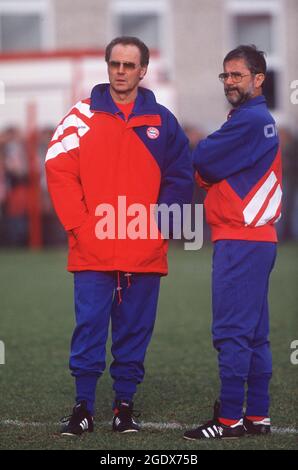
[212,240,277,420]
[69,271,161,414]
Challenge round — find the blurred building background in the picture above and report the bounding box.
[0,0,297,246]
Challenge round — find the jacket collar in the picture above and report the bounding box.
[90,83,160,116]
[237,94,267,110]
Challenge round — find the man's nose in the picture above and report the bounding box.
[118,63,125,73]
[225,74,234,85]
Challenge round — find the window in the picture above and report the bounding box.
[234,14,273,53]
[110,1,173,79]
[262,70,277,109]
[226,0,283,112]
[118,13,160,49]
[0,0,52,52]
[110,1,169,54]
[0,14,41,51]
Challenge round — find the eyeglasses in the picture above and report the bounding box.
[218,72,252,83]
[108,60,140,71]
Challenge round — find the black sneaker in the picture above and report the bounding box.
[244,416,271,435]
[183,400,245,440]
[60,401,94,436]
[112,400,140,433]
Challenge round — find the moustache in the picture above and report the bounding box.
[225,87,239,93]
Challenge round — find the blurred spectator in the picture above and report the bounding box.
[2,127,29,246]
[0,126,66,247]
[183,124,205,151]
[183,124,210,241]
[278,128,298,241]
[38,127,66,246]
[0,134,7,243]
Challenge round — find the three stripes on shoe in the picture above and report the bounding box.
[79,418,89,431]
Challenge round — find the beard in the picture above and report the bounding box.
[224,86,253,107]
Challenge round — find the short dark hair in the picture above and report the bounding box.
[223,44,267,75]
[105,36,150,66]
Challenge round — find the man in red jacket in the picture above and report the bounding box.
[45,36,193,436]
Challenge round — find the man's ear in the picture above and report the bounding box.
[139,66,148,81]
[255,73,265,89]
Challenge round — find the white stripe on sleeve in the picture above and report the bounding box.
[256,184,282,226]
[74,101,94,119]
[243,171,277,225]
[46,133,79,161]
[52,114,90,141]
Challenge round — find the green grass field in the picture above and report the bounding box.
[0,243,297,450]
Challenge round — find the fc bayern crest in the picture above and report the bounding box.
[147,127,160,139]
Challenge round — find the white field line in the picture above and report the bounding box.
[1,420,298,435]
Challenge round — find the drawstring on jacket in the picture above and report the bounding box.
[124,272,132,288]
[116,272,132,304]
[116,271,122,304]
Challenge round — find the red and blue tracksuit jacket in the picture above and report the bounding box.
[193,95,282,241]
[45,84,193,274]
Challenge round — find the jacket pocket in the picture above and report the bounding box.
[67,215,92,249]
[204,182,243,227]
